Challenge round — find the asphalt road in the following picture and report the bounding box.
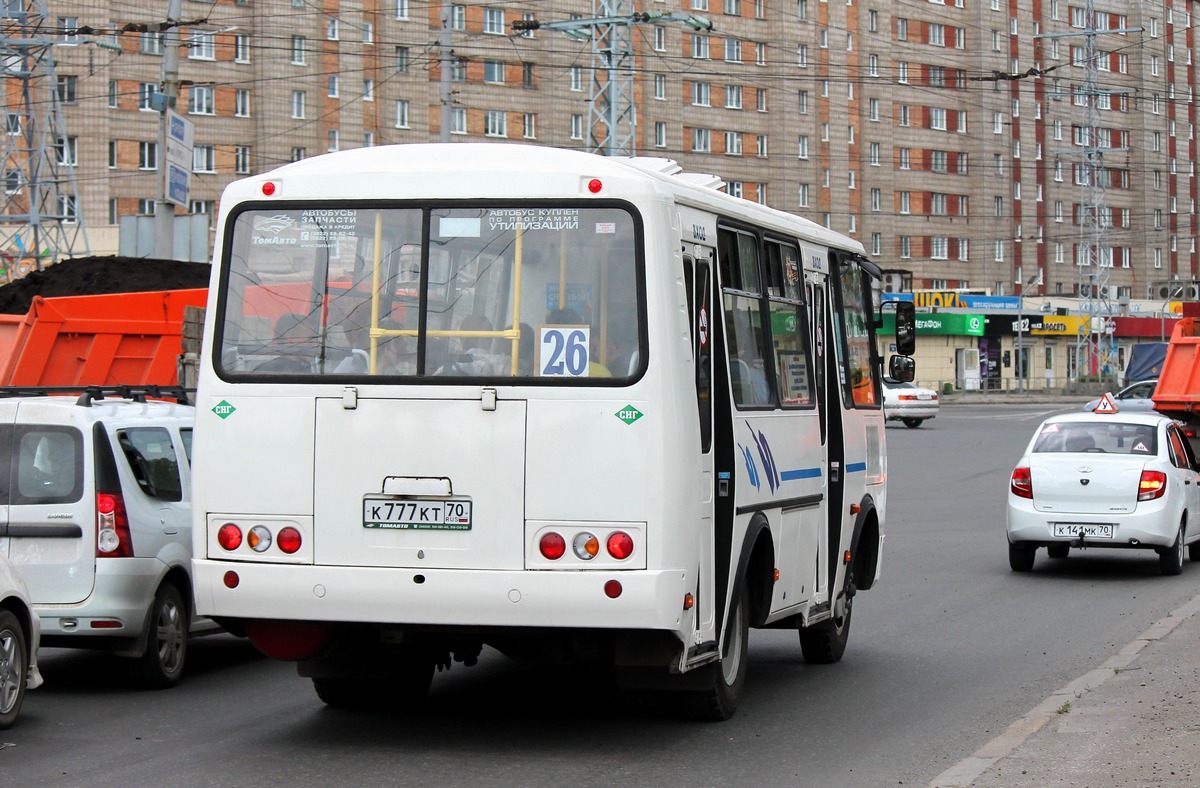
[5,403,1200,787]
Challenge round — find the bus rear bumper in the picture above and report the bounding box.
[193,560,691,633]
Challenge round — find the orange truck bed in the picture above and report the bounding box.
[1152,317,1200,415]
[0,289,208,387]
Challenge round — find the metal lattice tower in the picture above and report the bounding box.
[1038,1,1136,382]
[513,5,711,157]
[0,1,88,278]
[587,1,636,157]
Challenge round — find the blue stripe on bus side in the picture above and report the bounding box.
[846,461,867,473]
[781,467,822,481]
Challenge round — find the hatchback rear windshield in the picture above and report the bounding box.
[0,425,85,505]
[1032,422,1158,455]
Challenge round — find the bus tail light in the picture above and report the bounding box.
[604,580,622,598]
[96,492,133,557]
[572,532,599,560]
[1138,470,1167,501]
[1010,467,1033,499]
[606,531,634,559]
[539,532,566,560]
[277,527,303,554]
[248,525,273,552]
[217,523,243,550]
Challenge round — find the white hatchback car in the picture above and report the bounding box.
[1,553,42,729]
[0,386,212,687]
[882,378,939,428]
[1006,410,1200,575]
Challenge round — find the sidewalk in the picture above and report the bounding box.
[929,592,1200,787]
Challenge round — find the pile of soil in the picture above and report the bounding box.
[0,256,211,314]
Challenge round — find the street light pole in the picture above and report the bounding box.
[153,0,183,259]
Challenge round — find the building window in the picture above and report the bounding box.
[484,61,505,84]
[799,184,810,207]
[450,5,465,30]
[235,34,250,63]
[451,108,467,134]
[328,75,339,97]
[291,91,306,119]
[654,74,666,100]
[395,46,409,72]
[362,22,373,44]
[899,236,911,258]
[141,31,163,55]
[139,141,158,170]
[192,144,215,173]
[189,86,214,115]
[693,127,711,152]
[327,129,340,152]
[485,110,507,137]
[189,31,215,60]
[139,82,158,111]
[56,75,77,103]
[725,38,741,63]
[798,135,809,159]
[930,107,947,130]
[654,26,666,51]
[326,16,339,40]
[692,82,710,106]
[363,79,374,102]
[725,131,742,156]
[484,7,505,34]
[654,122,667,148]
[756,134,767,157]
[138,198,156,215]
[290,147,305,162]
[570,114,584,140]
[291,36,306,65]
[395,100,409,128]
[570,66,583,91]
[726,84,742,109]
[54,136,77,166]
[107,140,117,169]
[694,35,710,59]
[523,113,536,139]
[235,146,251,174]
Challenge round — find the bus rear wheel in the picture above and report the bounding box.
[685,583,749,721]
[799,588,852,664]
[313,660,434,709]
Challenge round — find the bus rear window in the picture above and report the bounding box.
[217,205,643,382]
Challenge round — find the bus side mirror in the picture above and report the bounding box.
[889,354,915,383]
[894,301,916,356]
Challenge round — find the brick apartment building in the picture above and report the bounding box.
[7,0,1198,303]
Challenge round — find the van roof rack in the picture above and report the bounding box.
[0,385,192,407]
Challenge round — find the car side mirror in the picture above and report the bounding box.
[894,301,916,357]
[889,354,915,383]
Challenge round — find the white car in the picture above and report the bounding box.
[882,378,939,428]
[0,386,213,688]
[1,553,43,729]
[1082,379,1159,413]
[1006,411,1200,575]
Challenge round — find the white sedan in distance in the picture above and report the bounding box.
[1006,407,1200,575]
[882,377,939,428]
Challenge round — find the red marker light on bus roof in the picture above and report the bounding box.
[262,181,276,196]
[587,178,603,194]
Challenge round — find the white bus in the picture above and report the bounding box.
[191,143,916,720]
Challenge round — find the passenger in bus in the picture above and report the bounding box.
[435,314,510,376]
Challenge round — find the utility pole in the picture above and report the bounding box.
[513,5,712,156]
[153,0,183,259]
[0,0,89,273]
[438,3,452,142]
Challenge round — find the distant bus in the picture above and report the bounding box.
[191,143,916,719]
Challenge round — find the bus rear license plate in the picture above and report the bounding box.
[1053,523,1114,539]
[363,498,473,531]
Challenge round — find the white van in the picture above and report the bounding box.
[0,386,211,687]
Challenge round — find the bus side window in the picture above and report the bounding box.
[718,228,773,408]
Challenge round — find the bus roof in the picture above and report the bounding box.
[222,143,865,258]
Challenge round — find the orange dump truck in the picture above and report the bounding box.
[0,289,208,386]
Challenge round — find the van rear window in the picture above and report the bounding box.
[8,426,84,505]
[118,427,183,502]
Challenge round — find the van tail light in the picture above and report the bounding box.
[1138,470,1168,501]
[96,491,134,557]
[1010,467,1033,499]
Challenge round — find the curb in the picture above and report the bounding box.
[927,591,1200,788]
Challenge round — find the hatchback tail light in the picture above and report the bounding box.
[96,491,134,557]
[1138,470,1167,501]
[1010,467,1033,499]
